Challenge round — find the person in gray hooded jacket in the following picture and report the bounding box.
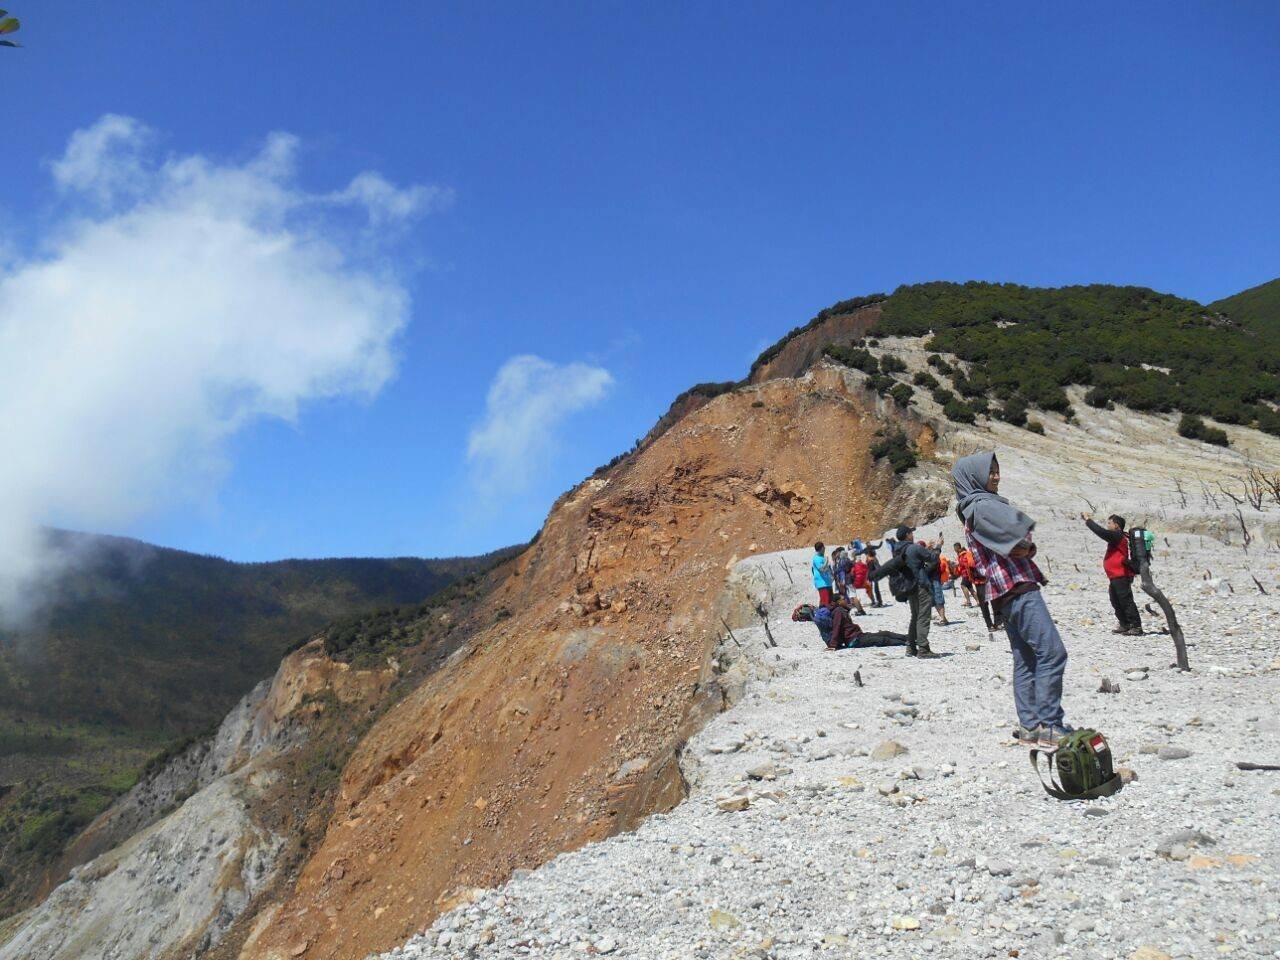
[952,451,1072,744]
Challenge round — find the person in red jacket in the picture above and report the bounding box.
[851,554,872,605]
[1081,512,1143,635]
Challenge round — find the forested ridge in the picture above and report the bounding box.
[1210,276,1280,339]
[808,280,1280,440]
[0,530,513,910]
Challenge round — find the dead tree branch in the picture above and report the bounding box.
[1236,507,1252,553]
[1218,482,1243,506]
[1243,469,1265,511]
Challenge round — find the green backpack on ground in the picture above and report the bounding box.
[1030,729,1123,800]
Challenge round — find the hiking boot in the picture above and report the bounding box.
[1125,627,1145,636]
[1111,626,1129,634]
[1038,725,1074,747]
[1013,724,1040,744]
[904,644,918,658]
[915,646,940,659]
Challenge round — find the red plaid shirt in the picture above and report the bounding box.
[964,525,1045,604]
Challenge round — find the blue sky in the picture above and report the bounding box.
[2,2,1278,564]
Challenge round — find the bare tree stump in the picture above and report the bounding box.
[1135,559,1189,671]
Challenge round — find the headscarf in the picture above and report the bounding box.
[951,452,1035,556]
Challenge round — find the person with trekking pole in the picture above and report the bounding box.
[953,452,1071,745]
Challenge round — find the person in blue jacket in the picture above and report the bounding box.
[811,541,833,606]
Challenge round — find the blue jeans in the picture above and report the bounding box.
[1003,589,1068,730]
[930,579,945,607]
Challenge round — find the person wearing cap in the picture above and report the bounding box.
[870,524,940,657]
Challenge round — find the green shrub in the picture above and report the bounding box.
[865,373,895,395]
[1026,419,1045,435]
[1084,386,1112,408]
[1256,406,1280,436]
[944,399,977,423]
[889,383,914,407]
[912,371,938,389]
[870,429,918,473]
[823,344,879,375]
[1177,413,1229,447]
[1000,397,1029,427]
[879,354,907,374]
[931,387,955,406]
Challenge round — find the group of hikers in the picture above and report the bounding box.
[800,450,1150,745]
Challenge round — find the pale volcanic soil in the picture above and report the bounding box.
[380,408,1280,960]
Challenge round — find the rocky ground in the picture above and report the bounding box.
[377,419,1280,960]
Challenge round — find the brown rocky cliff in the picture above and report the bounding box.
[240,370,921,960]
[749,303,882,383]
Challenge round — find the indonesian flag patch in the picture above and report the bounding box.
[1089,734,1108,754]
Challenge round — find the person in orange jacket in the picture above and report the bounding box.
[954,540,995,631]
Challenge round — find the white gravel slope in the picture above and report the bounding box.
[379,434,1280,960]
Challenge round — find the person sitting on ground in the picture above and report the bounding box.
[953,452,1072,745]
[1080,512,1143,636]
[823,595,908,650]
[870,525,941,658]
[812,541,833,606]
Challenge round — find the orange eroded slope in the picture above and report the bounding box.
[241,372,910,960]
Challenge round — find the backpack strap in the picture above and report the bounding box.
[1030,749,1073,801]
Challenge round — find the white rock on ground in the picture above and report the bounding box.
[377,417,1280,960]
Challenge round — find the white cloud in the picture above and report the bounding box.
[467,355,613,494]
[50,113,152,202]
[0,115,442,623]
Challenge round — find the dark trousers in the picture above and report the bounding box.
[1108,577,1142,630]
[854,631,909,648]
[907,585,933,649]
[975,581,995,631]
[867,560,883,604]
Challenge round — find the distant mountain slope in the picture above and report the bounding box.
[0,530,514,919]
[1210,276,1280,338]
[0,529,514,735]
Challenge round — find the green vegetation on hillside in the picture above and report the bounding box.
[0,530,512,736]
[0,531,514,913]
[1210,277,1280,339]
[810,281,1279,442]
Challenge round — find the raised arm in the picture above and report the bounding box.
[1083,515,1123,545]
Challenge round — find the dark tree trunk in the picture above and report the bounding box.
[1136,559,1189,671]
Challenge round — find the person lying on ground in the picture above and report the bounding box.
[954,451,1071,746]
[1080,512,1144,636]
[823,595,909,650]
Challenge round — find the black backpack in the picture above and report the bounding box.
[887,542,914,601]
